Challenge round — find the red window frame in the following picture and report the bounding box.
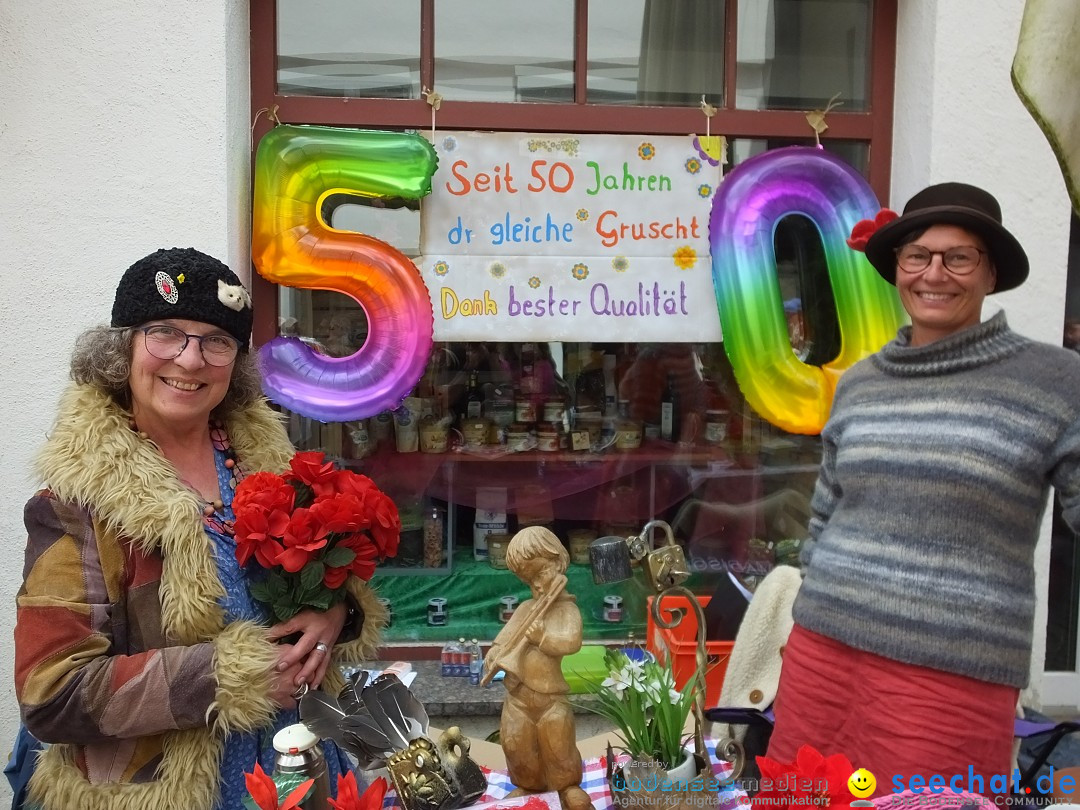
[249,0,898,343]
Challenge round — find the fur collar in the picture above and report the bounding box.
[36,383,294,644]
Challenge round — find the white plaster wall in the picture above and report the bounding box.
[893,0,1074,707]
[0,0,250,799]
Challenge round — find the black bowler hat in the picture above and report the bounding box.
[111,248,253,348]
[864,182,1029,294]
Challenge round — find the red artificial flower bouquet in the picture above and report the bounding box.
[232,451,400,623]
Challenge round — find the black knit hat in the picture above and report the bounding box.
[111,248,253,348]
[864,182,1029,294]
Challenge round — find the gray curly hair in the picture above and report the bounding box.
[70,325,264,416]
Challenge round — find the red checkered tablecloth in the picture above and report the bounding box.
[382,738,746,810]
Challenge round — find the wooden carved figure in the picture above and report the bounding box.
[480,526,593,810]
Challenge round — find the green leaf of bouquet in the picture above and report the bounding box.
[275,594,301,622]
[267,573,289,599]
[248,580,273,604]
[324,546,356,568]
[290,480,314,508]
[300,561,325,590]
[307,591,334,610]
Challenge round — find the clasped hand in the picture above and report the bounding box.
[266,603,347,708]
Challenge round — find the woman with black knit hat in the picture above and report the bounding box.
[14,248,384,810]
[766,184,1080,792]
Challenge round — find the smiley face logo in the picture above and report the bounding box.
[848,768,876,798]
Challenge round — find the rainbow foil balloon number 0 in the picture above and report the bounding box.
[252,125,438,422]
[709,147,906,435]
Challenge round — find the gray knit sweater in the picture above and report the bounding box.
[793,310,1080,688]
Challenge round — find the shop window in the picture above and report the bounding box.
[435,0,575,103]
[735,0,871,112]
[276,1,421,98]
[586,0,726,107]
[252,0,897,645]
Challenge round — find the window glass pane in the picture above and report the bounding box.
[588,0,726,106]
[436,0,574,102]
[276,0,420,98]
[731,137,869,178]
[279,335,820,641]
[736,0,871,111]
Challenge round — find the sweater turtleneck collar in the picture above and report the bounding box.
[871,310,1030,377]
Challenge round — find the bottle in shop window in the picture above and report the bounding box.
[468,638,483,685]
[661,373,680,442]
[602,352,618,417]
[440,639,455,677]
[466,371,483,419]
[455,637,469,677]
[519,342,537,396]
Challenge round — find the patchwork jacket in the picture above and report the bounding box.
[15,383,385,810]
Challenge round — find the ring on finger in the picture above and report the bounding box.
[313,641,330,655]
[292,681,309,700]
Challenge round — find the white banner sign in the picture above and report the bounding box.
[419,131,724,342]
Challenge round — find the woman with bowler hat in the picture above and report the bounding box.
[14,248,385,810]
[766,184,1080,792]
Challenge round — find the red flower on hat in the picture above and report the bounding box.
[846,208,899,252]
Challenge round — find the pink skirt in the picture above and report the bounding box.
[767,625,1019,797]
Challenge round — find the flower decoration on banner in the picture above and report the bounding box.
[579,649,696,770]
[693,135,724,166]
[233,451,400,623]
[433,260,450,277]
[638,143,656,160]
[698,183,713,198]
[441,136,458,153]
[576,208,590,222]
[685,157,702,175]
[488,261,507,279]
[571,263,590,281]
[328,773,389,810]
[242,763,313,810]
[752,745,856,810]
[612,256,630,273]
[846,209,899,252]
[673,246,698,270]
[528,276,542,289]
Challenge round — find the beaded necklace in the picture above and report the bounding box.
[129,418,245,526]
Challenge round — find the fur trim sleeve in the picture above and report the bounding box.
[208,621,278,734]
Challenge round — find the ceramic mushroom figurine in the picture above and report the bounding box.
[481,526,593,810]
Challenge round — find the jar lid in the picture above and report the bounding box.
[500,595,519,606]
[273,723,319,754]
[429,597,447,607]
[603,595,623,606]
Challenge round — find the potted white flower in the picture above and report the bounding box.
[581,649,699,777]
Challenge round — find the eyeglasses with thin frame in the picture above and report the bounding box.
[894,245,987,275]
[134,325,240,366]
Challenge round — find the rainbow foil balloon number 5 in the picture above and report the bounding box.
[710,147,906,435]
[252,125,438,422]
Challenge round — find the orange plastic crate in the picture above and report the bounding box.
[646,595,733,709]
